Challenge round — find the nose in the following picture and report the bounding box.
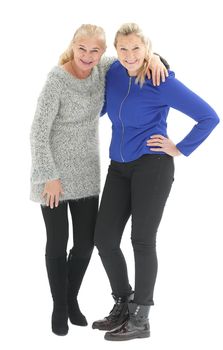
[80,50,92,60]
[86,52,94,62]
[126,51,135,60]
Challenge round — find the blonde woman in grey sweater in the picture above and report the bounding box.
[30,24,168,336]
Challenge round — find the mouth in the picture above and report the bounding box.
[125,60,138,65]
[80,59,93,65]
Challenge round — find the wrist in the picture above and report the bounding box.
[175,148,182,156]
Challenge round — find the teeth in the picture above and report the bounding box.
[81,60,92,64]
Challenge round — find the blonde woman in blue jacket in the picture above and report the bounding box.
[92,23,219,341]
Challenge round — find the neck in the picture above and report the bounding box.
[127,70,137,77]
[70,60,92,79]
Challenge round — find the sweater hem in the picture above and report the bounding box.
[30,191,100,205]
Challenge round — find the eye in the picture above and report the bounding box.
[133,47,140,51]
[91,49,99,53]
[120,48,127,51]
[79,47,86,51]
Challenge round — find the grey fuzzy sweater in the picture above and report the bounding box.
[30,56,114,204]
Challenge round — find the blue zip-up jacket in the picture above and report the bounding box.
[102,61,219,162]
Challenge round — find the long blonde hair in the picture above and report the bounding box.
[114,23,152,87]
[59,24,106,65]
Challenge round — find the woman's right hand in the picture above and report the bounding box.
[42,179,64,209]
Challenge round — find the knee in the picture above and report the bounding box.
[94,225,105,251]
[45,244,67,259]
[94,234,107,253]
[94,230,117,256]
[70,243,94,260]
[131,237,156,254]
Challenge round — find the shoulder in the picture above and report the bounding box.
[38,67,63,89]
[156,70,181,92]
[106,60,123,77]
[109,60,122,71]
[47,66,66,86]
[37,66,64,99]
[97,56,117,76]
[161,70,176,84]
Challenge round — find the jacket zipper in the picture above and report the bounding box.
[118,77,132,162]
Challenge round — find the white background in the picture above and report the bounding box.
[0,0,222,349]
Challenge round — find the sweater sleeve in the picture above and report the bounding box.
[30,73,61,184]
[158,72,220,156]
[98,55,117,76]
[98,56,117,117]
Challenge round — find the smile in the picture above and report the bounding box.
[125,60,138,65]
[80,59,93,65]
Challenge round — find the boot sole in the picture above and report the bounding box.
[92,322,125,331]
[104,331,150,341]
[69,319,88,327]
[52,328,69,336]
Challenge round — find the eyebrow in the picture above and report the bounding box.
[117,44,140,47]
[79,45,100,50]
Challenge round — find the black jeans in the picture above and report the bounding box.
[94,154,174,306]
[41,197,99,259]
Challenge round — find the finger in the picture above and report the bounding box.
[152,68,156,86]
[55,194,59,208]
[147,142,164,147]
[146,69,151,79]
[161,68,166,83]
[147,137,168,144]
[156,68,160,86]
[165,68,169,77]
[42,190,46,198]
[46,193,50,207]
[147,142,163,146]
[149,148,163,152]
[50,195,55,209]
[150,135,166,139]
[147,138,164,143]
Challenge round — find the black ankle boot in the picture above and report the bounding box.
[104,302,150,341]
[45,255,69,336]
[67,248,91,326]
[92,292,134,331]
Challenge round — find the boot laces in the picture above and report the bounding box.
[107,297,124,321]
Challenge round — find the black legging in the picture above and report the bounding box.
[41,197,99,259]
[94,154,174,306]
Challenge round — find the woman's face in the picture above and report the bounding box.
[72,36,105,71]
[116,34,147,76]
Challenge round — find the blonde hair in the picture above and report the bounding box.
[59,24,106,65]
[114,23,152,87]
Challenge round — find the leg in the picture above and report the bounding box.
[41,202,69,258]
[105,154,174,341]
[94,162,131,297]
[93,162,133,331]
[41,202,69,335]
[67,196,99,325]
[131,155,174,306]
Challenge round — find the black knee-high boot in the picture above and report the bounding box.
[45,255,69,336]
[67,248,92,326]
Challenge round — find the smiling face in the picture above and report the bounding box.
[115,33,147,76]
[72,36,105,72]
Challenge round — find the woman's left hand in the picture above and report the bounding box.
[147,135,181,157]
[147,54,168,86]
